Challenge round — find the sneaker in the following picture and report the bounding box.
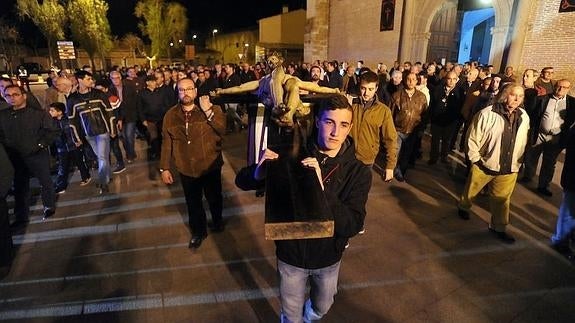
[126,159,134,164]
[537,187,553,197]
[358,227,366,235]
[488,228,515,244]
[55,188,66,194]
[98,185,110,195]
[113,165,126,174]
[344,242,350,249]
[458,209,470,220]
[80,178,92,186]
[43,207,56,220]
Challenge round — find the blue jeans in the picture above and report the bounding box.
[86,133,111,186]
[278,260,340,323]
[551,191,575,245]
[121,122,137,160]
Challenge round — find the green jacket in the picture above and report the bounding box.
[350,98,398,168]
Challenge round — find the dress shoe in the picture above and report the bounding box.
[537,187,553,197]
[189,235,207,249]
[427,159,437,165]
[518,176,532,184]
[489,228,515,244]
[458,209,470,220]
[9,219,29,230]
[394,171,405,182]
[209,222,225,233]
[43,207,56,220]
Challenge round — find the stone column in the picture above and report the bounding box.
[488,25,511,71]
[304,0,330,63]
[506,0,532,72]
[410,32,432,63]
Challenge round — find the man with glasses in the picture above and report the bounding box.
[0,85,59,225]
[521,79,575,197]
[159,78,226,249]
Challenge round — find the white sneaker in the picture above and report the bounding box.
[80,178,92,186]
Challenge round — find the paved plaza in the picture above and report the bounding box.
[0,104,574,322]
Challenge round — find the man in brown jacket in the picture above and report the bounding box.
[348,71,398,181]
[160,78,226,249]
[390,72,428,181]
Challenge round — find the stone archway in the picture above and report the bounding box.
[403,0,513,69]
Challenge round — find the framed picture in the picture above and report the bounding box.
[380,0,395,31]
[559,0,575,12]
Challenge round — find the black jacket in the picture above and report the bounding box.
[562,125,575,191]
[109,82,140,123]
[138,87,168,122]
[529,94,575,147]
[53,116,79,153]
[236,137,372,269]
[0,143,13,197]
[430,85,465,126]
[0,106,59,157]
[66,89,115,141]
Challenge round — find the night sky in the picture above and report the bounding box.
[2,0,306,46]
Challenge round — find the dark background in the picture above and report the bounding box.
[1,0,306,46]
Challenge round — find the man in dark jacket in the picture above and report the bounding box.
[160,78,226,249]
[237,95,371,322]
[109,71,139,163]
[0,142,14,275]
[428,71,465,164]
[67,71,115,194]
[0,85,59,224]
[521,79,575,196]
[551,123,575,261]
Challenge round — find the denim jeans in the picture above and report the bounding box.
[278,260,341,323]
[551,191,575,245]
[121,121,137,160]
[86,133,111,186]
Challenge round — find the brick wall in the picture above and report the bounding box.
[519,0,575,94]
[327,0,403,69]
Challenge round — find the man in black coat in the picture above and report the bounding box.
[0,85,59,225]
[521,79,575,196]
[428,71,465,164]
[0,142,14,276]
[550,123,575,261]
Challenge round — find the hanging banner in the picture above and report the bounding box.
[559,0,575,12]
[380,0,395,31]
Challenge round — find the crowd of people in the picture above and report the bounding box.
[0,56,574,321]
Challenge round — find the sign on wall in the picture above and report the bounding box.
[559,0,575,12]
[380,0,395,31]
[57,41,76,60]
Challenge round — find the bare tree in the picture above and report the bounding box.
[135,0,188,65]
[0,18,20,73]
[67,0,114,70]
[121,33,144,65]
[16,0,66,66]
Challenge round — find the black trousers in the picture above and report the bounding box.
[430,121,458,162]
[110,135,125,167]
[56,149,91,190]
[180,168,223,237]
[0,197,13,266]
[9,149,55,220]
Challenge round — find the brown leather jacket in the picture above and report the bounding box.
[390,89,428,134]
[160,104,226,177]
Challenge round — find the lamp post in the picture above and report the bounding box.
[212,29,218,49]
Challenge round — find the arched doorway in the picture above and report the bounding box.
[425,0,499,64]
[426,3,459,64]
